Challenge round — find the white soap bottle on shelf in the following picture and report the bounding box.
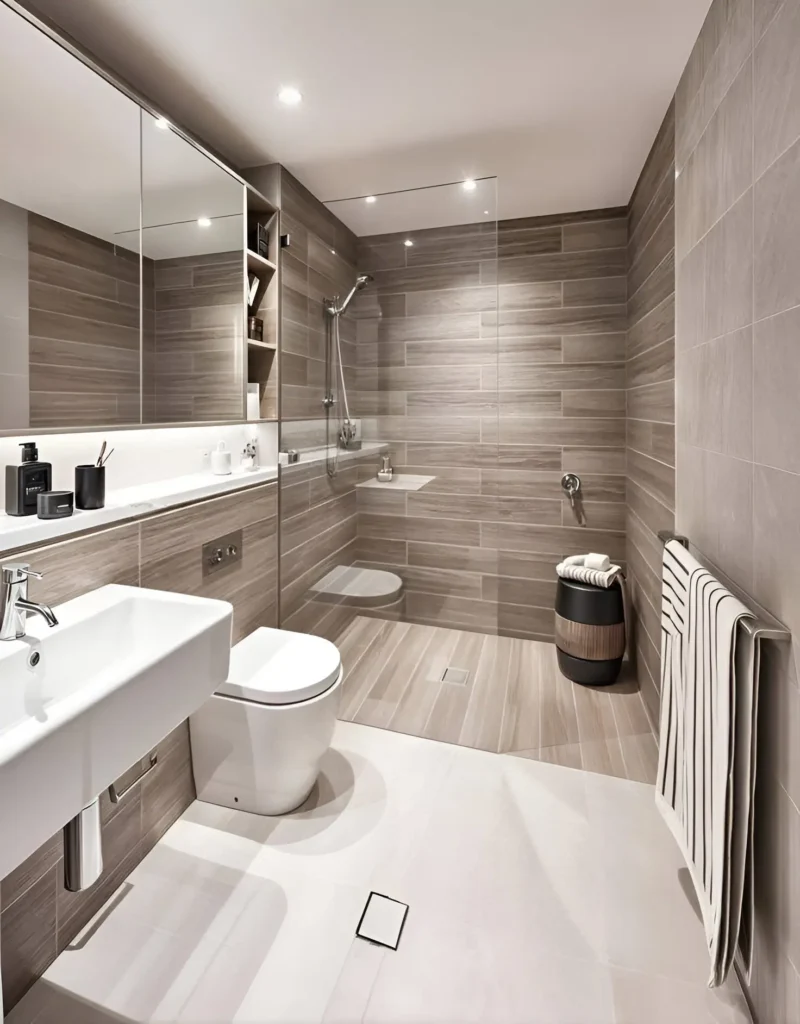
[210,441,232,476]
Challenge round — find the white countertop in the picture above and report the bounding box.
[0,464,278,554]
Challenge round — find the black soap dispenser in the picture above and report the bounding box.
[5,442,53,517]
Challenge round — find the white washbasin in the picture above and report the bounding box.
[0,584,232,881]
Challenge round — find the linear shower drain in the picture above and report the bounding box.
[441,667,470,685]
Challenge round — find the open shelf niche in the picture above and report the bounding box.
[246,188,279,421]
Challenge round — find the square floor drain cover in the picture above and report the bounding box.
[441,667,470,685]
[356,892,409,950]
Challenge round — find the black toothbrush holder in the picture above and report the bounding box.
[75,465,105,510]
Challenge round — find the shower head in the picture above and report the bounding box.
[330,273,374,315]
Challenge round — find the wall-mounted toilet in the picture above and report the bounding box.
[190,627,342,815]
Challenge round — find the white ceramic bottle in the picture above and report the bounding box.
[210,441,232,476]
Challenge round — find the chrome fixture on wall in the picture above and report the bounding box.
[324,273,373,477]
[561,473,586,527]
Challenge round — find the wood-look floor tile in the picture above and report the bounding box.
[578,736,628,780]
[339,620,408,720]
[459,634,513,752]
[618,733,659,784]
[538,643,580,749]
[514,745,584,771]
[354,624,436,728]
[423,631,486,744]
[389,627,462,737]
[499,637,541,752]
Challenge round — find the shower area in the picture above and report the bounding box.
[276,170,652,777]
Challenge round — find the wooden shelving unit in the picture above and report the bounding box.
[245,187,280,421]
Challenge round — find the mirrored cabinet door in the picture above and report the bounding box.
[140,112,246,424]
[0,2,142,430]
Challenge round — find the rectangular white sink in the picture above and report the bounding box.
[0,584,232,881]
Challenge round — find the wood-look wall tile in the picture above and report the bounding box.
[484,304,627,337]
[405,337,497,366]
[495,362,624,391]
[562,389,626,418]
[405,286,496,316]
[627,449,675,510]
[0,836,61,916]
[29,336,139,375]
[359,512,481,547]
[482,575,557,608]
[497,248,626,285]
[626,380,675,424]
[408,491,562,526]
[406,593,497,633]
[28,214,138,284]
[562,276,627,307]
[497,224,562,258]
[482,521,626,560]
[626,339,675,389]
[371,263,481,294]
[497,281,563,310]
[142,722,195,847]
[407,541,497,575]
[496,336,563,364]
[406,391,498,416]
[29,251,119,302]
[375,312,481,343]
[403,223,497,266]
[563,218,628,252]
[485,416,626,448]
[29,281,139,330]
[0,868,57,1011]
[627,419,675,466]
[16,525,140,605]
[628,250,675,328]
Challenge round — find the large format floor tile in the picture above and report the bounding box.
[335,615,657,785]
[8,722,749,1024]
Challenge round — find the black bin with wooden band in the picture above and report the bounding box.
[555,577,625,686]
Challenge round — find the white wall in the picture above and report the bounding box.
[0,421,278,507]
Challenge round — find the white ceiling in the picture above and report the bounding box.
[24,0,711,232]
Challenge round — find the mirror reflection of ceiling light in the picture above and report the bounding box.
[365,196,377,204]
[278,86,302,106]
[154,117,170,130]
[404,239,414,247]
[463,179,477,192]
[197,217,212,228]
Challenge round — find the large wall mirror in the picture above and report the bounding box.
[0,1,246,431]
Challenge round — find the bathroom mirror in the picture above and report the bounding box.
[0,1,142,431]
[139,111,245,424]
[0,3,248,431]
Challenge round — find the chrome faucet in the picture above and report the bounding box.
[0,563,59,641]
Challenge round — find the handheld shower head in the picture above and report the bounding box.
[330,273,374,316]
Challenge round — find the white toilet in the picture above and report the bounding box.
[190,627,343,815]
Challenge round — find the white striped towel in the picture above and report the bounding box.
[655,539,759,988]
[556,554,622,589]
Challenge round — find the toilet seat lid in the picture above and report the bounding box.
[218,627,342,705]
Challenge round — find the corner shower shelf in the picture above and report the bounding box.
[247,338,276,350]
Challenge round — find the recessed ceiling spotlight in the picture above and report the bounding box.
[330,248,336,255]
[463,179,477,192]
[197,216,212,228]
[278,86,302,106]
[404,239,414,247]
[365,196,377,204]
[484,210,489,215]
[154,117,170,130]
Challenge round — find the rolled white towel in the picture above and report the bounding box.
[585,552,611,571]
[557,559,622,589]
